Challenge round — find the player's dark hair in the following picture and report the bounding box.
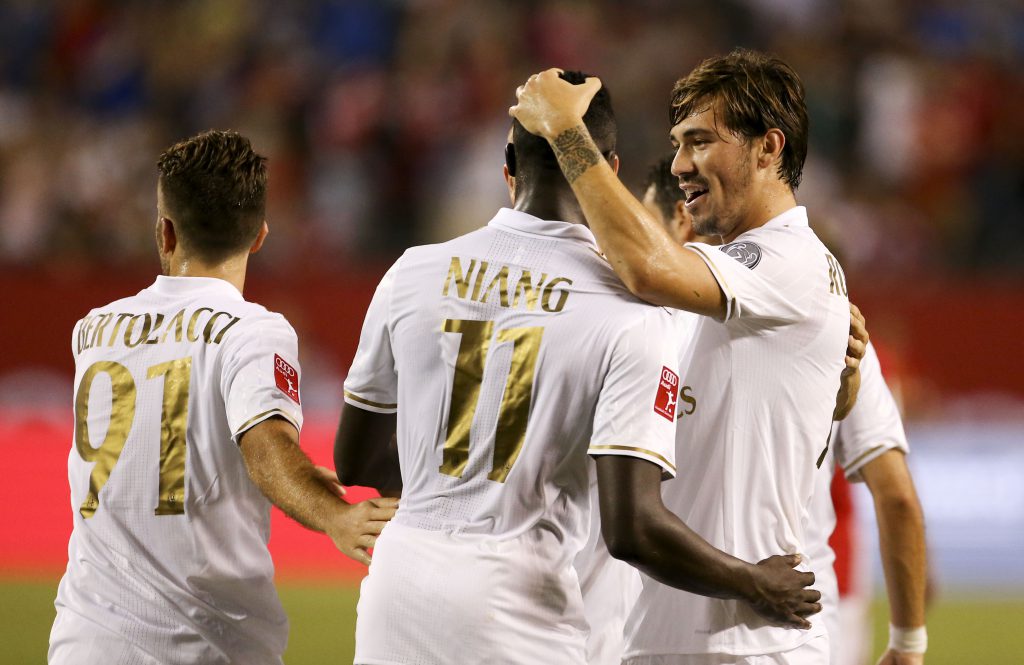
[157,130,267,263]
[644,154,682,221]
[510,70,616,184]
[669,48,808,190]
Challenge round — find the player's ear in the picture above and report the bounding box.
[157,216,177,255]
[249,221,269,254]
[758,129,785,171]
[504,143,517,177]
[674,200,695,244]
[503,163,516,204]
[606,151,620,175]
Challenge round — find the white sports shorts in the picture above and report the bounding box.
[354,522,588,665]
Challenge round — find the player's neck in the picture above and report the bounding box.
[165,254,248,294]
[513,189,586,226]
[723,185,797,244]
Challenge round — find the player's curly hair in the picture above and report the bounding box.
[670,49,808,190]
[157,130,267,262]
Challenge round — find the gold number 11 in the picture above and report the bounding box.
[75,357,192,517]
[439,319,544,483]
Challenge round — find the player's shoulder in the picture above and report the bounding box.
[599,295,677,342]
[227,300,295,337]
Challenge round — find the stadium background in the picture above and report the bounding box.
[1,0,1022,662]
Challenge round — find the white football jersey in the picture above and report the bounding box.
[574,311,699,665]
[50,276,303,665]
[345,208,679,664]
[624,206,850,658]
[805,341,909,664]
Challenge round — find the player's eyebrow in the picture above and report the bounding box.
[671,128,715,143]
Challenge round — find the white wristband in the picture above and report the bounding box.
[888,624,927,653]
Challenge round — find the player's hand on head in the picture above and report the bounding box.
[327,496,399,566]
[747,553,821,629]
[876,650,924,665]
[509,68,602,140]
[846,302,869,372]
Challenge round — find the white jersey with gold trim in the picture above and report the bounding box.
[50,276,303,665]
[345,208,679,664]
[624,206,849,658]
[806,341,909,664]
[574,310,701,665]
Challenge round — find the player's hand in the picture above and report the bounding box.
[876,649,924,665]
[327,497,399,566]
[313,465,347,500]
[746,554,820,629]
[509,68,602,140]
[846,302,869,373]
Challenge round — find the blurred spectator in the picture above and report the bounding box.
[0,0,1022,278]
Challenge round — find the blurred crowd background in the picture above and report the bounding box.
[2,0,1023,276]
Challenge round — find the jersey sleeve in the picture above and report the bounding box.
[221,313,304,442]
[685,241,804,325]
[343,259,401,414]
[588,308,679,479]
[834,342,909,481]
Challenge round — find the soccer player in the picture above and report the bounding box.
[336,72,820,665]
[640,153,923,664]
[512,50,852,662]
[808,343,928,664]
[49,130,397,665]
[575,155,714,665]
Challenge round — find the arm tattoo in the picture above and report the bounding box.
[551,125,601,184]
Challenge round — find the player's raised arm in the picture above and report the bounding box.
[510,69,726,318]
[240,417,397,565]
[596,456,820,628]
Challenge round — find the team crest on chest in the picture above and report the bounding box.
[719,241,762,269]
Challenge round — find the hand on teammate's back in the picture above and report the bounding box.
[327,497,399,566]
[846,303,869,372]
[745,554,821,629]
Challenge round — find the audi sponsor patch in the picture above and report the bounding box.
[654,366,679,422]
[274,354,300,404]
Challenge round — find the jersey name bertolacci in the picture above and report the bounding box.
[344,208,678,556]
[56,275,303,664]
[625,206,850,657]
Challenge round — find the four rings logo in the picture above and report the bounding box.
[653,366,679,422]
[274,354,300,404]
[719,241,763,270]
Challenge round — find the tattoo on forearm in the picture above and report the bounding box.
[551,125,601,184]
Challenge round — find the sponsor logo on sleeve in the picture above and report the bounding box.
[719,241,762,269]
[654,366,679,422]
[274,354,300,404]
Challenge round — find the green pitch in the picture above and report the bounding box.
[4,578,1022,663]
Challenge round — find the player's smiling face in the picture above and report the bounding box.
[669,103,758,240]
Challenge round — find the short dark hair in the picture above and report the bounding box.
[511,70,616,183]
[644,154,682,221]
[670,49,808,190]
[157,130,267,262]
